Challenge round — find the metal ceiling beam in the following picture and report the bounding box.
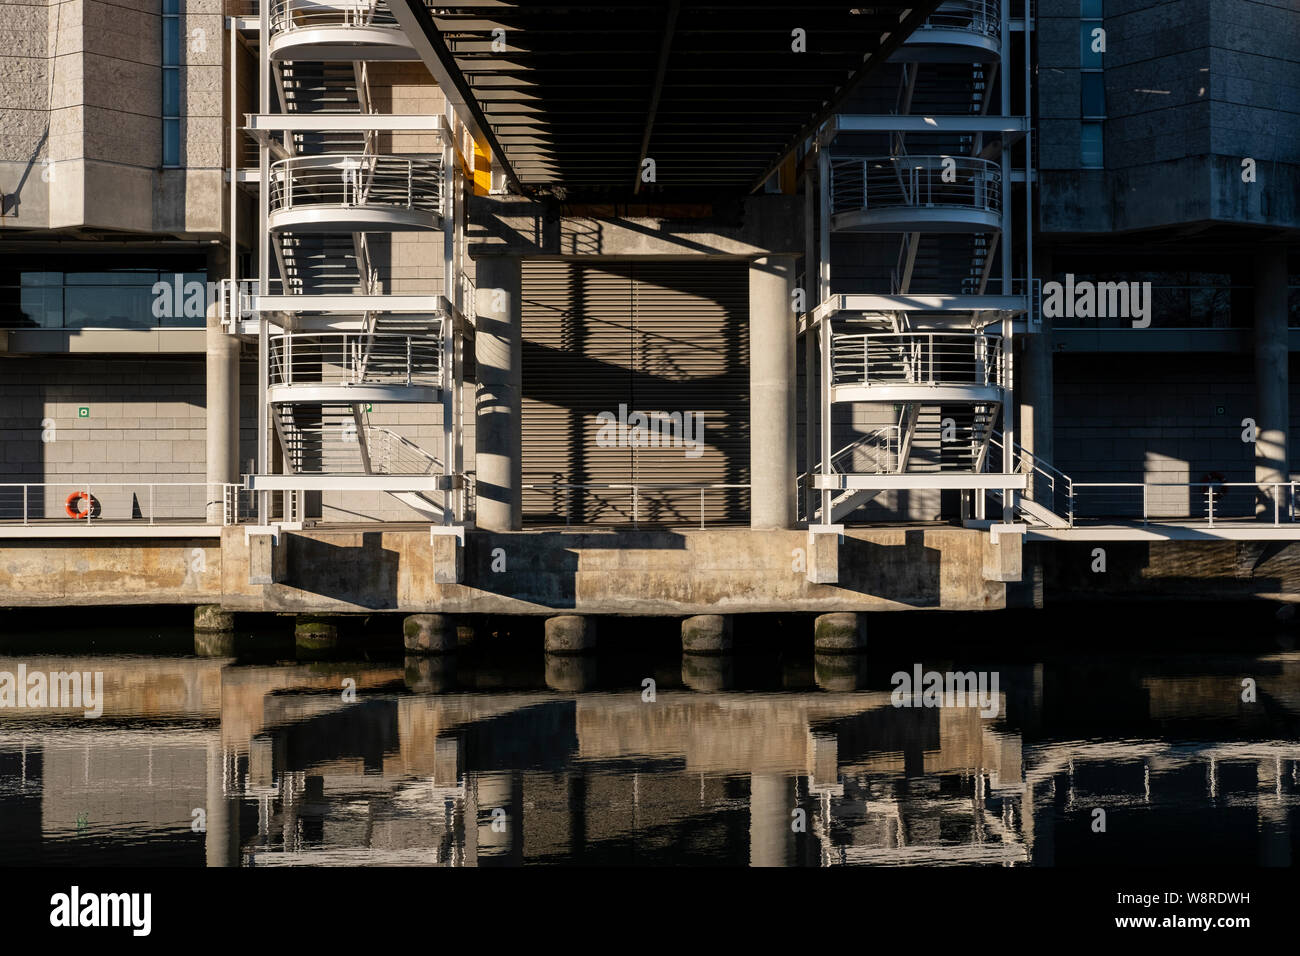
[633,0,680,195]
[390,0,525,193]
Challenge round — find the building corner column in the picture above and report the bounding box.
[205,302,240,525]
[749,254,797,529]
[475,254,523,531]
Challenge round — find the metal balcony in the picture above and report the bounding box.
[896,0,1001,63]
[268,154,444,232]
[829,330,1005,403]
[830,156,1002,233]
[267,326,444,403]
[268,0,419,61]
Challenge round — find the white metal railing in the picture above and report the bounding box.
[521,483,750,530]
[270,0,397,33]
[269,328,444,388]
[831,331,1004,388]
[0,483,250,526]
[218,278,259,326]
[1067,482,1298,528]
[830,156,1002,219]
[913,0,1001,38]
[984,431,1070,518]
[269,154,442,218]
[365,425,441,475]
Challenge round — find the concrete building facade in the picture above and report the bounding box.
[1,1,1299,618]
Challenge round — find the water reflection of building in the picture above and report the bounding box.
[0,653,1298,866]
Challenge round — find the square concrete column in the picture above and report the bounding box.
[749,255,797,529]
[475,255,523,531]
[1254,246,1290,519]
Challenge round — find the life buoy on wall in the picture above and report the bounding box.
[65,491,98,518]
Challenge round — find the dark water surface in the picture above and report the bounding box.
[1,607,1297,866]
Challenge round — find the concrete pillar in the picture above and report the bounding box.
[813,612,866,653]
[681,614,733,654]
[1018,329,1054,482]
[749,255,797,529]
[544,615,596,654]
[474,255,523,531]
[403,613,457,654]
[194,605,235,656]
[194,604,234,632]
[205,300,240,524]
[1254,246,1290,519]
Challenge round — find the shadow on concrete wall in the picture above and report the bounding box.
[285,533,400,608]
[837,530,943,606]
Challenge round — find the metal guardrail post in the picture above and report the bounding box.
[1206,485,1214,527]
[1141,484,1148,526]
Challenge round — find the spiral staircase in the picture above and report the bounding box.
[226,0,470,526]
[806,0,1063,528]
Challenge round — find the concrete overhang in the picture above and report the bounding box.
[0,329,207,354]
[467,194,802,259]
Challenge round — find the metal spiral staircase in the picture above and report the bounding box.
[226,0,471,526]
[805,0,1056,528]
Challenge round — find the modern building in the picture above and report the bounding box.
[1,1,1298,618]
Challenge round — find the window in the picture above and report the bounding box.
[1081,73,1106,118]
[1080,1,1104,167]
[0,256,207,330]
[1080,122,1104,168]
[162,0,181,166]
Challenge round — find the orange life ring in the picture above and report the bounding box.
[65,492,93,518]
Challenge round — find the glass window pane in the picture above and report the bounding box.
[1081,121,1103,168]
[162,0,179,13]
[10,287,62,329]
[163,68,180,116]
[1081,0,1103,17]
[163,118,180,166]
[1080,23,1103,68]
[163,19,180,64]
[64,269,156,286]
[1082,72,1105,117]
[19,270,62,287]
[63,286,155,329]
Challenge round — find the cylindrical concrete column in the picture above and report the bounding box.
[813,612,866,653]
[475,255,523,531]
[749,255,797,529]
[681,614,733,654]
[205,300,240,524]
[544,615,596,654]
[403,613,457,654]
[194,604,236,657]
[1254,246,1290,520]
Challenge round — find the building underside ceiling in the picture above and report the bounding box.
[400,1,940,201]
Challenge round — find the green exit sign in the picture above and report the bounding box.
[77,407,89,418]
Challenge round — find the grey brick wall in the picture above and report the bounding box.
[0,355,258,520]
